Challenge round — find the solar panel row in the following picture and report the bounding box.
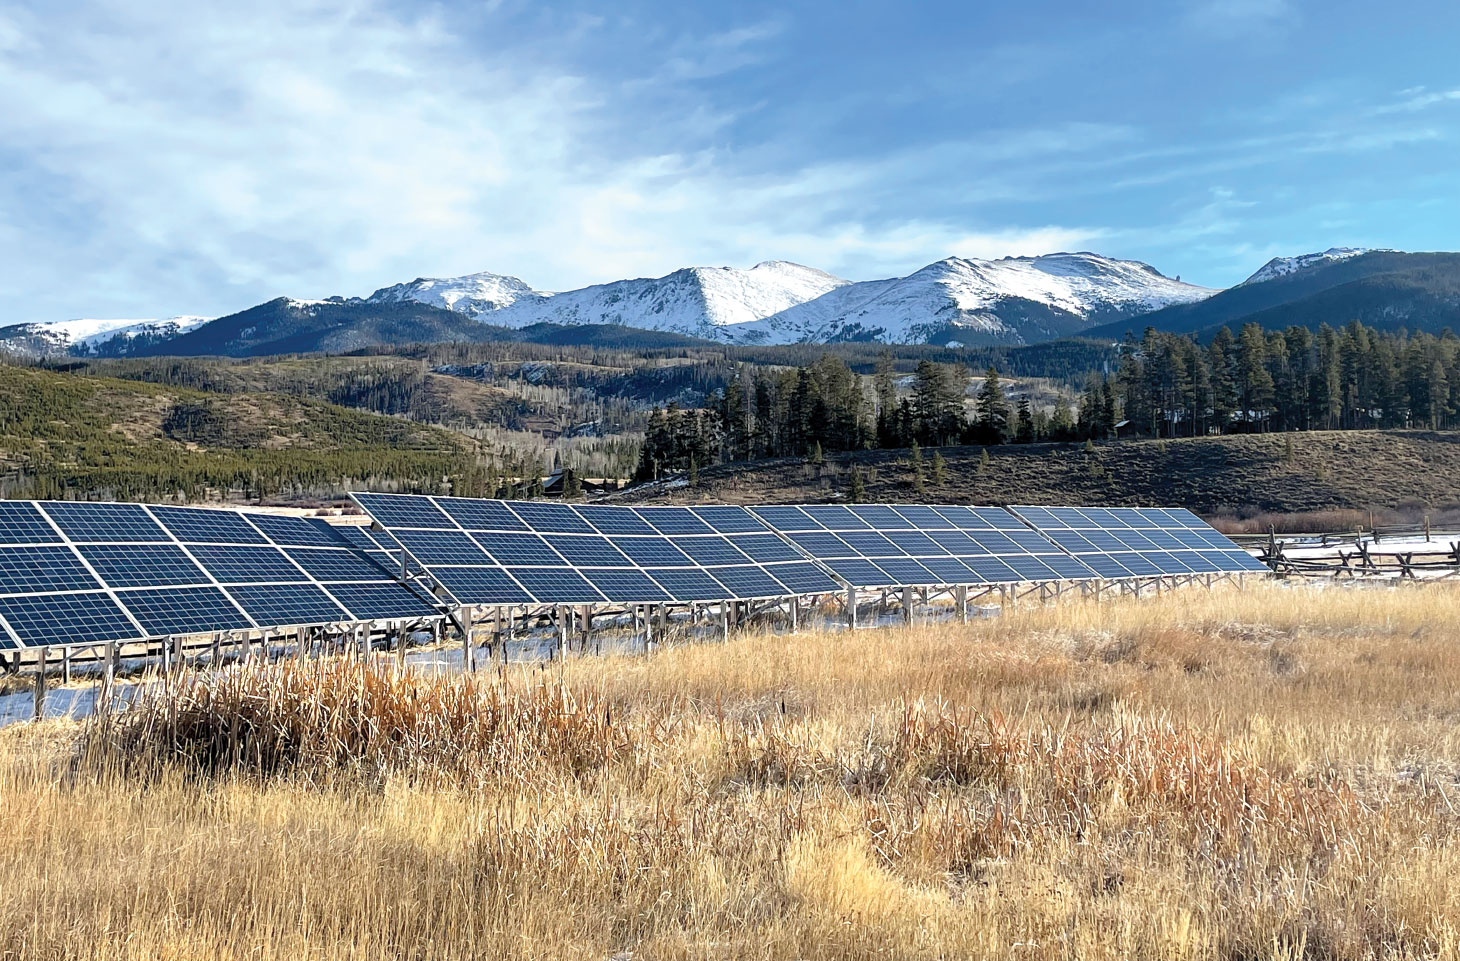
[0,502,445,651]
[350,495,1262,609]
[351,494,846,606]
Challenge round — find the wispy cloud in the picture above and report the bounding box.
[1184,0,1300,38]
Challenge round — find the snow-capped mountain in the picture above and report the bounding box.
[365,270,548,315]
[1240,248,1388,286]
[372,253,1214,346]
[0,316,211,357]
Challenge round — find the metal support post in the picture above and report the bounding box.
[32,647,47,721]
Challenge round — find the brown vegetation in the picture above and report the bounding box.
[4,581,1460,959]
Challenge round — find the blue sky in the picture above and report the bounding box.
[1,0,1458,322]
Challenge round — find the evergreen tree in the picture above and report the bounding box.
[931,450,947,486]
[974,367,1010,444]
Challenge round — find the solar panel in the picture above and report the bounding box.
[577,505,658,536]
[472,532,563,566]
[847,505,915,530]
[118,587,253,636]
[583,568,674,603]
[151,506,270,545]
[0,546,103,593]
[351,493,456,529]
[506,502,594,534]
[647,568,731,601]
[612,537,694,568]
[0,502,62,544]
[430,566,532,605]
[636,506,716,536]
[187,545,309,584]
[77,544,208,589]
[394,529,493,565]
[542,535,632,568]
[245,514,349,548]
[0,592,141,650]
[42,502,168,543]
[1008,504,1268,577]
[285,547,394,582]
[323,581,442,620]
[676,536,752,565]
[227,584,348,627]
[703,565,786,598]
[435,496,530,532]
[747,506,819,531]
[689,505,766,534]
[765,562,841,594]
[731,534,804,563]
[506,567,605,604]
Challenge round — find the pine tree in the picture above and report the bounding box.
[909,440,924,492]
[1015,396,1035,443]
[931,450,947,486]
[977,447,990,473]
[847,465,865,503]
[975,367,1010,444]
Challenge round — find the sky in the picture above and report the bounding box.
[1,0,1458,323]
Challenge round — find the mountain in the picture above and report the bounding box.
[4,251,1212,356]
[1083,250,1460,340]
[0,315,210,358]
[1239,247,1386,286]
[374,253,1214,347]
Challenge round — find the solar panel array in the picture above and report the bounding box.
[748,504,1096,587]
[350,494,843,607]
[1008,506,1270,578]
[0,502,444,651]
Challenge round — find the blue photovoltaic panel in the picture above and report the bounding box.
[350,493,456,530]
[285,548,393,582]
[787,531,858,558]
[507,567,605,604]
[0,592,140,649]
[583,568,674,603]
[395,529,492,565]
[472,531,563,566]
[748,506,819,531]
[188,545,308,584]
[151,506,269,545]
[0,502,61,544]
[1008,504,1268,577]
[435,496,529,532]
[839,530,908,556]
[675,536,751,566]
[616,537,694,568]
[430,566,532,605]
[0,546,102,594]
[824,557,895,585]
[731,534,804,563]
[871,557,940,585]
[42,502,169,543]
[637,507,716,536]
[765,562,840,594]
[324,581,442,620]
[577,505,657,536]
[227,583,348,626]
[543,535,632,568]
[920,556,982,584]
[119,587,253,636]
[648,568,731,601]
[801,505,871,530]
[891,505,956,529]
[928,530,980,553]
[505,502,594,534]
[246,514,349,548]
[847,505,916,530]
[322,523,377,551]
[703,564,785,598]
[77,544,208,589]
[689,505,765,534]
[958,555,1022,582]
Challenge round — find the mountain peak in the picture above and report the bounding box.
[1239,247,1391,286]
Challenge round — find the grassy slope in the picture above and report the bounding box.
[0,362,480,500]
[620,429,1460,514]
[4,582,1460,958]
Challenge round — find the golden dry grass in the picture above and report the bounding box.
[4,581,1460,960]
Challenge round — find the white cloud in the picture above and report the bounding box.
[0,1,1112,321]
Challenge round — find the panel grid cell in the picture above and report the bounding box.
[42,502,169,543]
[1009,504,1267,576]
[118,587,253,636]
[227,584,349,627]
[77,544,210,589]
[0,592,141,649]
[0,502,63,544]
[0,546,102,594]
[324,581,442,620]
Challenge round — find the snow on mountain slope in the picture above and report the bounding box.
[365,270,548,315]
[385,253,1214,346]
[1240,248,1388,286]
[0,316,212,357]
[486,261,855,342]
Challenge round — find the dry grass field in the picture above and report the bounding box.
[4,581,1460,959]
